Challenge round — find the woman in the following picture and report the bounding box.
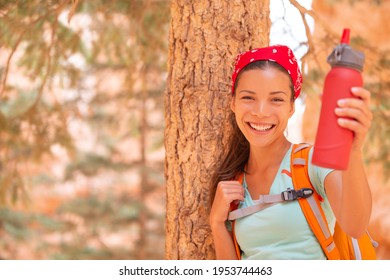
[209,45,373,260]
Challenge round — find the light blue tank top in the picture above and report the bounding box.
[234,145,335,260]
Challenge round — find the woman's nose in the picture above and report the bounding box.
[251,101,270,116]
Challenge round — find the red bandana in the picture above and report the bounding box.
[231,45,302,99]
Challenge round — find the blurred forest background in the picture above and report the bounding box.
[0,0,389,260]
[1,0,168,259]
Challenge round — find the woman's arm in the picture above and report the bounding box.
[325,87,373,238]
[210,223,238,259]
[209,181,244,259]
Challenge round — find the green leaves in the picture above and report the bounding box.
[0,0,168,260]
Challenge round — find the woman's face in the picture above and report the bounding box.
[231,67,295,148]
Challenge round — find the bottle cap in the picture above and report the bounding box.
[327,29,365,71]
[340,28,350,44]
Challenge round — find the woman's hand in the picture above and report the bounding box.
[209,181,244,227]
[210,181,244,260]
[335,87,373,152]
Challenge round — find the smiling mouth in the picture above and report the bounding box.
[248,122,275,132]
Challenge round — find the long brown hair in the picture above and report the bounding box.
[209,60,295,205]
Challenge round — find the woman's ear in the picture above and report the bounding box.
[289,101,295,118]
[230,96,235,113]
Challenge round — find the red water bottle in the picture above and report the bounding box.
[312,28,365,170]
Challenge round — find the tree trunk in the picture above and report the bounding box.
[165,0,270,260]
[137,68,148,260]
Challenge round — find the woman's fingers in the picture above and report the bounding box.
[216,181,245,201]
[351,87,371,103]
[335,106,371,130]
[210,181,245,224]
[335,87,373,147]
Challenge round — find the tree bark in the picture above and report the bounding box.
[165,0,270,260]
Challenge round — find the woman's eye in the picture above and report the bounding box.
[272,98,285,102]
[241,96,254,100]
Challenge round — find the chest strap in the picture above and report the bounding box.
[228,188,314,221]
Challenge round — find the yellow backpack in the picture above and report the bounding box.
[229,143,378,260]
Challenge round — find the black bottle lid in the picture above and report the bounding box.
[327,29,365,71]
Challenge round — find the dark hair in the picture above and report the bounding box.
[209,60,294,205]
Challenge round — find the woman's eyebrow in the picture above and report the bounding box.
[238,90,256,95]
[270,91,288,96]
[238,90,288,95]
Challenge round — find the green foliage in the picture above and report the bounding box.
[0,208,32,239]
[64,152,133,179]
[58,193,141,225]
[0,207,64,239]
[0,0,169,196]
[364,80,390,181]
[0,187,165,260]
[0,0,169,259]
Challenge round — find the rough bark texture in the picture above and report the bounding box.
[164,0,270,260]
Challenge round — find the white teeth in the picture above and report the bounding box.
[249,123,273,131]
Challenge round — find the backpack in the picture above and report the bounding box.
[229,143,378,260]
